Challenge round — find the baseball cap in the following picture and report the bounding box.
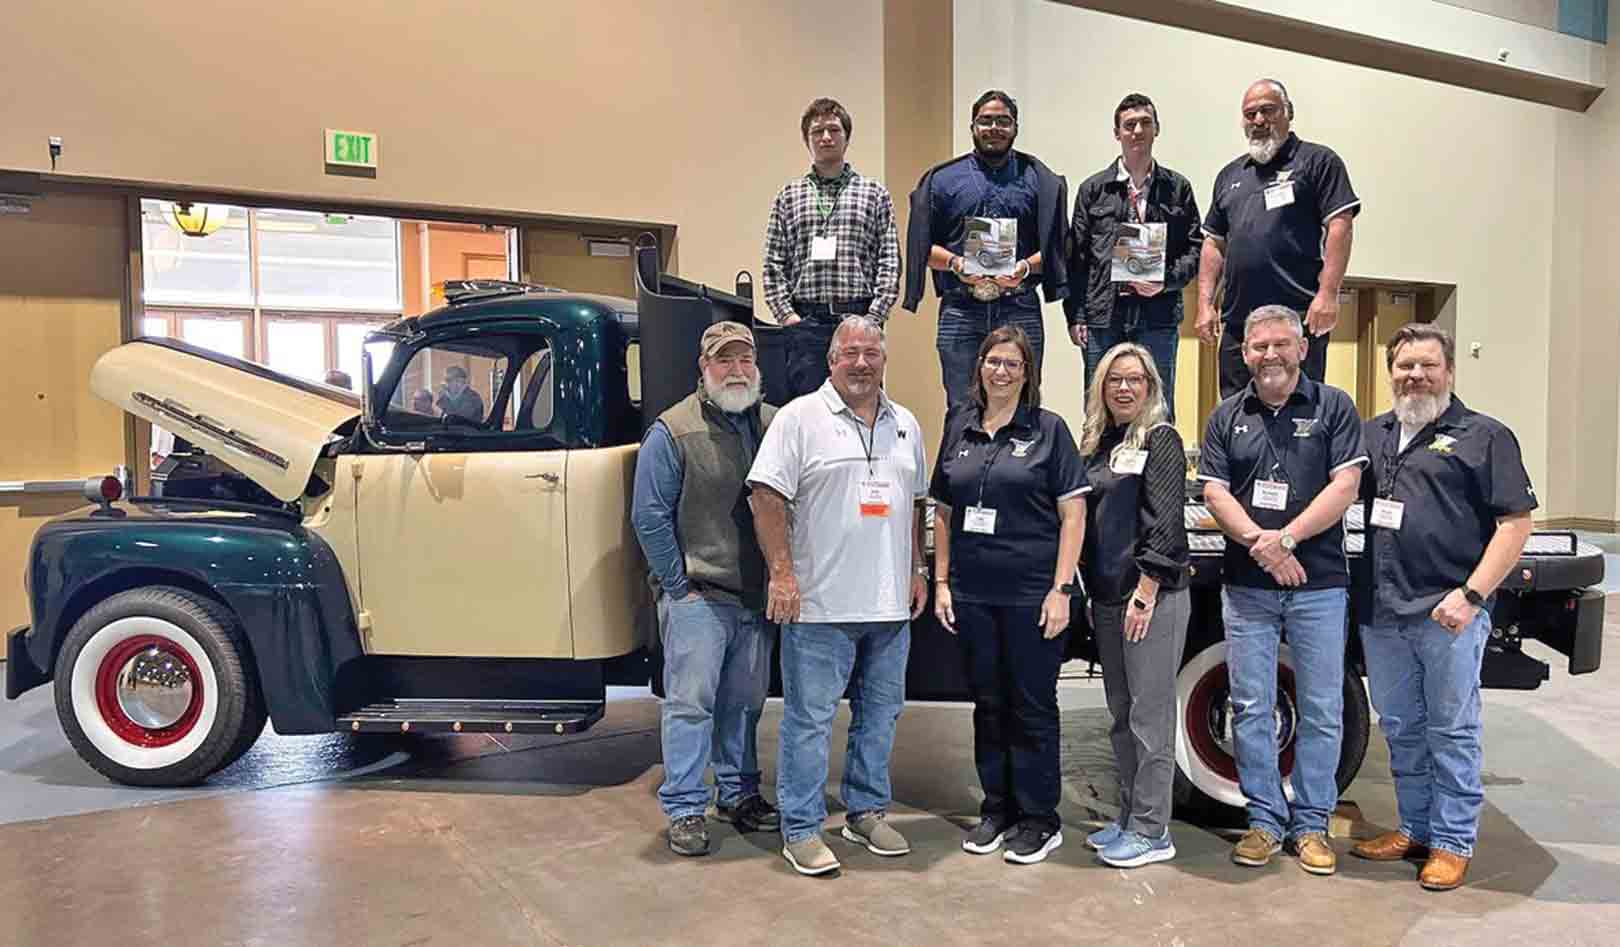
[700,321,755,358]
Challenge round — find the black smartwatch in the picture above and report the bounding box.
[1461,586,1484,607]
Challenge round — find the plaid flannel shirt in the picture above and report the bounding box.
[761,165,900,323]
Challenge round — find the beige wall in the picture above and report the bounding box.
[0,0,885,304]
[956,0,1578,513]
[0,193,131,629]
[1596,2,1620,523]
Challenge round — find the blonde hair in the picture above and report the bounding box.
[1081,343,1170,459]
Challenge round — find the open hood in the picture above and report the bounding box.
[92,339,360,502]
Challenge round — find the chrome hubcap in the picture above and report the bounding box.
[115,646,194,730]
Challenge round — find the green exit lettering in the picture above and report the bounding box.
[327,130,377,168]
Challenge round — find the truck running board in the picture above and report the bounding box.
[337,699,605,735]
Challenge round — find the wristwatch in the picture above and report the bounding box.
[1461,585,1484,607]
[1279,530,1297,553]
[914,564,930,577]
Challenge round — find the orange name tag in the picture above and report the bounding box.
[859,479,892,518]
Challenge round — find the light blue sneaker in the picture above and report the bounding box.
[1085,822,1124,851]
[1098,830,1176,868]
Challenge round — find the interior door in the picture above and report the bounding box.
[354,449,572,657]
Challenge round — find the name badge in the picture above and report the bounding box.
[1253,479,1289,511]
[859,478,892,518]
[811,235,838,261]
[1112,448,1147,476]
[1263,181,1296,210]
[1371,497,1405,530]
[964,505,998,534]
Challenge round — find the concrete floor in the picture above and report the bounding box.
[1,612,1617,947]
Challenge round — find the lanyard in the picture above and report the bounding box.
[1125,177,1147,224]
[854,409,880,476]
[1378,421,1445,498]
[812,175,847,226]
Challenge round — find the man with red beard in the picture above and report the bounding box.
[1197,79,1360,398]
[1350,323,1535,891]
[633,322,780,857]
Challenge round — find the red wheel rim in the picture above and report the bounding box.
[94,635,204,748]
[1184,660,1299,783]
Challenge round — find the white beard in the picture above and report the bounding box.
[704,373,763,414]
[1394,389,1451,429]
[1247,133,1281,164]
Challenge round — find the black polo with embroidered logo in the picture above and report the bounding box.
[1203,133,1360,327]
[929,403,1089,605]
[1197,375,1367,589]
[1352,397,1538,624]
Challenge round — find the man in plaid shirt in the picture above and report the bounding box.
[763,98,901,398]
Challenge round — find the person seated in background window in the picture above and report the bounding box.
[324,369,353,391]
[411,388,436,416]
[436,365,484,422]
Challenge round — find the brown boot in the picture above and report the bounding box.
[1351,831,1430,862]
[1419,850,1470,891]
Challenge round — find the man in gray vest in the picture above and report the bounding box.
[632,321,780,857]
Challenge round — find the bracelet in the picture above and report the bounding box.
[1015,259,1031,280]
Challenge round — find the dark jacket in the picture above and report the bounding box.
[1062,160,1202,329]
[902,151,1069,311]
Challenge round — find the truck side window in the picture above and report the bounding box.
[387,340,508,429]
[506,345,555,432]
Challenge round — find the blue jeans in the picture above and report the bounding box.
[1222,586,1348,839]
[1082,313,1179,422]
[937,293,1045,412]
[777,620,910,843]
[657,596,773,819]
[1360,610,1490,858]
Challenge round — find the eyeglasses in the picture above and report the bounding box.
[1105,373,1148,389]
[984,356,1024,373]
[973,115,1016,130]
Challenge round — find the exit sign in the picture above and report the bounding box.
[324,129,378,169]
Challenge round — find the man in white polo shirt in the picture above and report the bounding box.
[748,314,929,877]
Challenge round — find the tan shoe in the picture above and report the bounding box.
[1351,831,1430,862]
[1294,832,1337,875]
[1419,850,1470,891]
[1231,828,1282,867]
[782,835,841,876]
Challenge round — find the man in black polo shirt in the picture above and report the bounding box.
[1196,79,1360,398]
[1348,323,1535,892]
[1197,304,1366,876]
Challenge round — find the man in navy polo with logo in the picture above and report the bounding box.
[1198,304,1366,876]
[1348,323,1535,892]
[1196,78,1360,398]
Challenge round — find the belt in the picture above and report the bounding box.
[944,286,1037,306]
[793,298,873,320]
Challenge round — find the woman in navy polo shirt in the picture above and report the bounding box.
[1079,342,1190,868]
[930,325,1088,866]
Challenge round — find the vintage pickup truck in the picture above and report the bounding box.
[6,255,1606,816]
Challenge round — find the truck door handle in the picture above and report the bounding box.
[525,472,560,484]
